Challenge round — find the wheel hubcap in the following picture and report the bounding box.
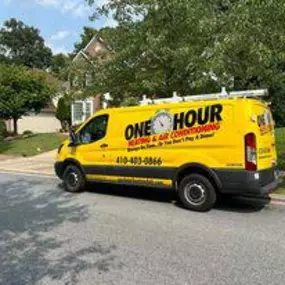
[67,172,79,187]
[185,183,206,205]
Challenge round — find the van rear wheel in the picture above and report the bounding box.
[63,165,85,193]
[178,174,216,212]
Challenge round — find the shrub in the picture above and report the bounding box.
[276,128,285,170]
[56,97,71,132]
[23,130,33,135]
[0,119,7,141]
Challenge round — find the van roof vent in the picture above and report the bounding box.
[140,88,268,106]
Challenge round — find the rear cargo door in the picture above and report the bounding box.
[253,101,277,170]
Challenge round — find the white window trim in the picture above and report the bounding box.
[71,98,94,126]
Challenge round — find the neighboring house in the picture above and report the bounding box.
[5,101,61,134]
[5,36,111,133]
[70,35,112,126]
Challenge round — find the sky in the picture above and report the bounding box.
[0,0,116,54]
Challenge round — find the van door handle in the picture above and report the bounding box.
[100,143,108,148]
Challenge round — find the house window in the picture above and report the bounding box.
[85,102,92,119]
[73,102,84,122]
[71,98,94,126]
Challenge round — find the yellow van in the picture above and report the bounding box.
[55,90,278,211]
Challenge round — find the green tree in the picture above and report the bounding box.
[55,96,72,131]
[0,64,55,135]
[206,0,285,124]
[0,18,52,69]
[84,0,220,104]
[84,0,285,125]
[50,53,71,81]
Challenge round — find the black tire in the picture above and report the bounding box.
[178,174,216,212]
[62,165,85,193]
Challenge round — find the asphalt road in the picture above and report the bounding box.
[1,173,285,285]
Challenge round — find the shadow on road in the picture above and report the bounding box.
[214,196,270,213]
[0,177,121,285]
[85,182,177,203]
[84,182,269,213]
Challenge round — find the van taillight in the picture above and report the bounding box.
[245,133,257,171]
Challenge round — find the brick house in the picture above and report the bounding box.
[70,35,112,126]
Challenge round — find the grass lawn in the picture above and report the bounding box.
[276,128,285,170]
[0,133,67,157]
[274,127,285,194]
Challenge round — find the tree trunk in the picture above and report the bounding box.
[13,117,18,136]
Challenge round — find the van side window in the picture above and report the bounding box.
[78,115,109,144]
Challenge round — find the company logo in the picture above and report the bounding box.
[151,110,173,135]
[125,104,223,141]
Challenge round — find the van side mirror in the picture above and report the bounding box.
[68,130,78,147]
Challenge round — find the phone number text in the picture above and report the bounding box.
[116,156,163,166]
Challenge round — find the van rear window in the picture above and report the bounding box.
[258,111,273,126]
[257,110,274,135]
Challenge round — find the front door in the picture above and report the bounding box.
[72,114,109,170]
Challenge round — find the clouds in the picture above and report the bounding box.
[3,0,93,18]
[3,0,116,24]
[35,0,58,6]
[46,30,73,54]
[47,43,69,55]
[50,30,71,41]
[3,0,13,6]
[1,0,118,55]
[62,0,91,17]
[35,0,92,18]
[34,0,113,18]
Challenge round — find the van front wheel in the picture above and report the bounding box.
[178,174,216,212]
[63,165,85,193]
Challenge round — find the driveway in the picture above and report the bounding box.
[1,172,285,285]
[0,150,57,175]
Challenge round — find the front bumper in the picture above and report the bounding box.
[214,167,279,197]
